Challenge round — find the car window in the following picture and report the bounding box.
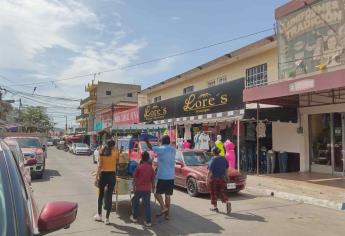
[0,152,16,236]
[183,152,210,166]
[76,143,88,147]
[16,138,41,148]
[175,152,183,161]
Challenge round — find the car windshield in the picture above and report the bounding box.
[183,152,210,166]
[76,143,88,148]
[16,138,41,148]
[141,143,159,152]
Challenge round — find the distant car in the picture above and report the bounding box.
[154,150,246,197]
[5,137,47,179]
[0,139,78,236]
[46,138,54,146]
[4,139,32,185]
[72,143,90,155]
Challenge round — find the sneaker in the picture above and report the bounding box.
[94,214,102,222]
[226,202,232,214]
[104,218,110,225]
[144,222,152,227]
[130,215,138,223]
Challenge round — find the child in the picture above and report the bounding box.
[130,151,155,226]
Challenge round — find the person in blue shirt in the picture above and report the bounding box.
[152,135,176,219]
[208,147,231,214]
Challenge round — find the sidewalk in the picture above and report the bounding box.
[244,172,345,211]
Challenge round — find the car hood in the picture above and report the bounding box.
[188,165,239,177]
[21,148,43,155]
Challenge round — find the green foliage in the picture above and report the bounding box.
[19,106,55,132]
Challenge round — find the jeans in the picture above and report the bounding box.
[246,142,256,173]
[267,152,276,174]
[132,191,151,223]
[278,152,288,173]
[98,172,116,218]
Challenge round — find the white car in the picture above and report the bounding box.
[46,139,54,146]
[72,143,90,155]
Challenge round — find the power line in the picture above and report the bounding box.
[8,28,274,87]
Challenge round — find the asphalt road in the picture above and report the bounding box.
[31,147,345,236]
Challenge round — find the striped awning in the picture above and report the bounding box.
[153,109,245,125]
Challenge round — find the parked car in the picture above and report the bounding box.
[4,139,32,185]
[46,138,54,146]
[154,150,246,197]
[5,137,47,179]
[0,139,78,235]
[72,143,91,155]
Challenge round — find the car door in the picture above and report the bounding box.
[174,151,185,186]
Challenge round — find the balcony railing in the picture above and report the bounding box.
[80,96,96,106]
[76,113,89,120]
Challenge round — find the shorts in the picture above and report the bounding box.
[156,179,174,196]
[210,177,228,205]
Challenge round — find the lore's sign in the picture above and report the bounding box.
[277,0,345,79]
[139,78,244,122]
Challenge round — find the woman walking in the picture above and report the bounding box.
[94,140,119,225]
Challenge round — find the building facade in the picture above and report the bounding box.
[243,0,345,175]
[140,36,299,174]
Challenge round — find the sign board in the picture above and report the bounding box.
[277,0,345,79]
[113,107,139,125]
[139,78,244,122]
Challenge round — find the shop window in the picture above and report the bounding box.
[106,90,111,96]
[309,114,331,166]
[153,96,161,103]
[207,80,216,88]
[245,63,267,88]
[183,86,194,95]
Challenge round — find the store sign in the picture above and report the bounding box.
[94,121,103,131]
[277,0,345,79]
[113,108,139,125]
[139,78,244,122]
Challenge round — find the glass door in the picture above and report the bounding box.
[333,113,344,174]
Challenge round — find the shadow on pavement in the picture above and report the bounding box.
[174,185,257,202]
[227,212,267,222]
[32,169,61,182]
[110,200,224,236]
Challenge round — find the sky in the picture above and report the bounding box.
[0,0,288,128]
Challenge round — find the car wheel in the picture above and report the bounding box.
[186,177,199,197]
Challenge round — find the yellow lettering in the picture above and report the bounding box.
[221,95,228,104]
[209,97,215,106]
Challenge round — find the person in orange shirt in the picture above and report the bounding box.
[94,140,119,225]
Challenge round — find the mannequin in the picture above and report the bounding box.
[224,139,236,168]
[215,135,225,157]
[182,139,191,149]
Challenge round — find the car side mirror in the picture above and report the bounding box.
[175,160,184,167]
[38,201,78,235]
[25,158,37,167]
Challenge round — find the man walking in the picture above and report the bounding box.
[153,135,176,220]
[208,147,231,214]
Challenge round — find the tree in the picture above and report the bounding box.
[0,101,13,121]
[20,106,55,133]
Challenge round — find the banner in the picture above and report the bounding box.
[139,78,244,122]
[277,0,345,79]
[113,107,139,125]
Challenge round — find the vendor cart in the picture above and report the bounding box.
[114,176,133,213]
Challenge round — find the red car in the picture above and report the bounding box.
[0,139,78,235]
[165,150,246,197]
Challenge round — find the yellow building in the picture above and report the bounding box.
[76,81,97,132]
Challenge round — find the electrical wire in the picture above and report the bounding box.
[7,28,274,87]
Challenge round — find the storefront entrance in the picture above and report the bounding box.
[309,112,345,175]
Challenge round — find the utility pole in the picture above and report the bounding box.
[65,115,68,135]
[18,98,22,132]
[111,103,115,127]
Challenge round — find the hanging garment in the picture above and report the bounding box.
[194,132,201,149]
[256,122,266,138]
[246,123,256,141]
[184,124,192,140]
[215,140,225,157]
[224,140,236,169]
[182,140,191,149]
[199,133,210,150]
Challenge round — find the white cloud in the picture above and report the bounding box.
[171,16,182,21]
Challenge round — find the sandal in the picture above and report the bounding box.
[155,208,168,217]
[210,207,219,212]
[164,211,170,220]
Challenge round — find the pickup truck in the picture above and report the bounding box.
[5,136,47,178]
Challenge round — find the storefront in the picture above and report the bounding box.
[140,79,298,174]
[243,0,345,175]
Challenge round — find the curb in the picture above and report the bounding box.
[245,186,345,212]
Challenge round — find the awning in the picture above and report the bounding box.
[112,124,168,132]
[244,107,298,123]
[243,68,345,107]
[153,109,245,125]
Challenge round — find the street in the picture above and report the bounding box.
[31,147,345,236]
